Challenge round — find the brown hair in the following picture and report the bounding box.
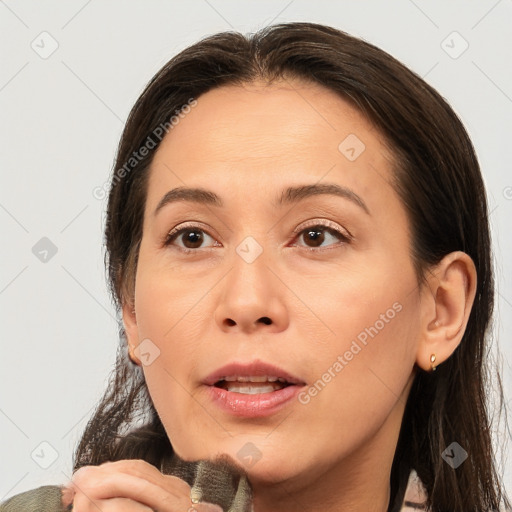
[74,22,511,511]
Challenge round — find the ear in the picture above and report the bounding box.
[416,251,477,372]
[122,299,142,366]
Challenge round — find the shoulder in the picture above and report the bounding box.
[0,485,70,512]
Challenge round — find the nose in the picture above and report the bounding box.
[214,245,289,335]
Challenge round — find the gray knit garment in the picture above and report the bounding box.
[0,453,253,512]
[0,485,71,512]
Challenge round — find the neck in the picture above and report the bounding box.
[251,450,393,512]
[250,376,413,512]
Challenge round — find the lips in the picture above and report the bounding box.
[203,360,306,388]
[202,360,306,417]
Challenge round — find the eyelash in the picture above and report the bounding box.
[163,220,352,255]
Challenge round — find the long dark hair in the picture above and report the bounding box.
[73,22,510,511]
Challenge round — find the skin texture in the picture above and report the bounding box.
[66,460,222,511]
[103,79,477,512]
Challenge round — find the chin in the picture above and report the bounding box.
[172,428,306,483]
[215,441,301,485]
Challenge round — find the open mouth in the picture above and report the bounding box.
[204,362,305,416]
[213,377,293,395]
[206,373,303,417]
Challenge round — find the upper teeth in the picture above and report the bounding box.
[222,376,287,383]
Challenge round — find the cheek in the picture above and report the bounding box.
[300,259,415,350]
[133,283,196,378]
[299,267,420,427]
[131,255,220,407]
[133,256,207,342]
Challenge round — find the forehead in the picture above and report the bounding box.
[147,79,397,215]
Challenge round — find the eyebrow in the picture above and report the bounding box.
[153,183,370,216]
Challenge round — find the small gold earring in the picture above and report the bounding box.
[430,353,437,372]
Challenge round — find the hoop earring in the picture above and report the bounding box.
[430,353,437,372]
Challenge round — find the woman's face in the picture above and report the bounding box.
[124,79,423,491]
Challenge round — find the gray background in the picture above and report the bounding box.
[1,0,511,500]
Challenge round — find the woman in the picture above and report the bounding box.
[1,22,510,512]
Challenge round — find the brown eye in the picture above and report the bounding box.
[164,225,218,252]
[302,228,326,247]
[295,224,350,249]
[179,229,204,249]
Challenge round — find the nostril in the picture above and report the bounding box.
[259,317,272,325]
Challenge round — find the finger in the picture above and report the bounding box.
[61,483,75,508]
[72,495,196,512]
[74,460,192,498]
[72,496,155,512]
[71,472,191,512]
[74,460,164,488]
[194,503,224,512]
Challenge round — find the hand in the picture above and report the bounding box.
[64,459,223,512]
